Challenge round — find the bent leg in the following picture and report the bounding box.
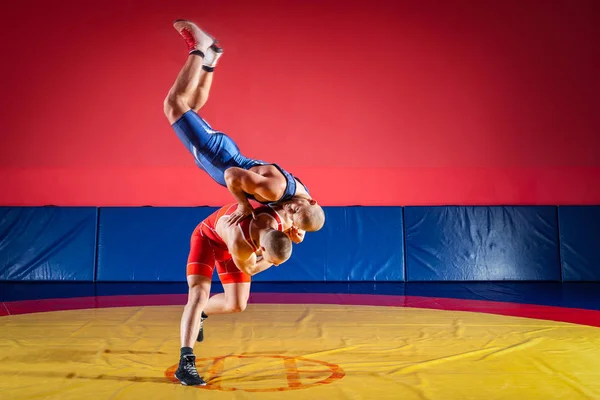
[166,54,260,185]
[204,259,251,315]
[165,20,217,124]
[194,259,250,343]
[164,59,215,122]
[203,282,251,315]
[165,21,258,186]
[164,55,205,125]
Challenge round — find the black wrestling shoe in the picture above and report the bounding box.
[196,316,206,342]
[174,354,207,386]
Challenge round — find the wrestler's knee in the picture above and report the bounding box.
[226,297,248,313]
[186,282,210,307]
[163,92,190,124]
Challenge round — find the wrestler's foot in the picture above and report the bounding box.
[175,354,207,386]
[173,19,215,57]
[202,42,223,72]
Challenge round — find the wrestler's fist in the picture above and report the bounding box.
[227,203,255,226]
[287,225,305,244]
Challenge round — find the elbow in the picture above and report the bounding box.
[237,264,256,276]
[224,168,240,188]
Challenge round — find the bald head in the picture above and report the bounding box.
[295,203,325,232]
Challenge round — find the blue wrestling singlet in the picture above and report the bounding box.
[172,110,308,205]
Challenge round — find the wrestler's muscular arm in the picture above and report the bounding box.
[220,222,274,276]
[230,244,274,276]
[224,167,286,226]
[250,255,274,275]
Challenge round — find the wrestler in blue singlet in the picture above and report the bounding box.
[172,110,308,205]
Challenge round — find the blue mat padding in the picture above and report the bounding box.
[1,204,598,283]
[404,206,561,281]
[96,207,217,281]
[559,206,600,281]
[0,207,97,281]
[253,206,405,281]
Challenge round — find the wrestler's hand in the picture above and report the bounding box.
[286,225,305,244]
[227,203,255,226]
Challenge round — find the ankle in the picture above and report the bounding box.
[180,346,194,358]
[203,44,223,71]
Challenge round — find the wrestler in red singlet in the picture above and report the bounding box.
[186,204,284,284]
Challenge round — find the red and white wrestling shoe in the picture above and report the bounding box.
[173,19,216,56]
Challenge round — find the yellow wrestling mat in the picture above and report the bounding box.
[1,304,600,399]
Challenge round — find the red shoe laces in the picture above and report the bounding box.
[180,28,197,50]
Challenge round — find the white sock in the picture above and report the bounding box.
[202,46,223,71]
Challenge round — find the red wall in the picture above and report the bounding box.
[1,0,599,206]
